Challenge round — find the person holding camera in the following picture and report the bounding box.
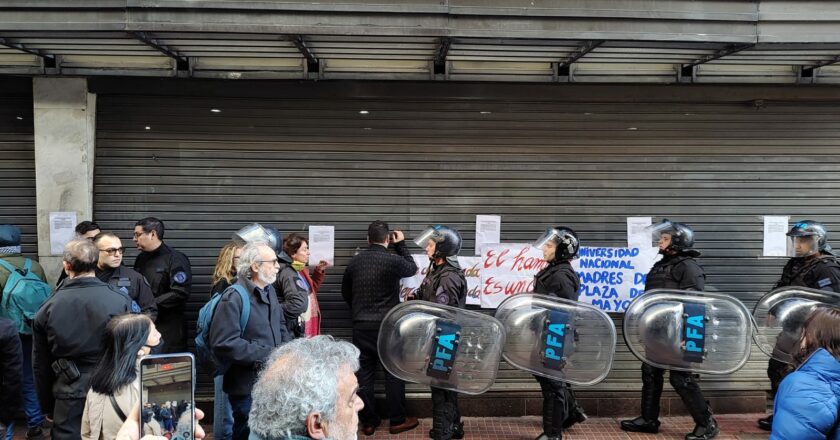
[33,239,134,440]
[341,220,419,436]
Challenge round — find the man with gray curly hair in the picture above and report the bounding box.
[249,336,364,440]
[209,241,292,440]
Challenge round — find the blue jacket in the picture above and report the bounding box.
[771,348,840,440]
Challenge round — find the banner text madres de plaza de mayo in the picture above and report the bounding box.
[478,243,658,312]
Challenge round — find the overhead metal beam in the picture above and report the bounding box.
[684,43,754,67]
[0,37,53,60]
[558,40,603,68]
[288,35,318,66]
[803,55,840,73]
[129,31,187,64]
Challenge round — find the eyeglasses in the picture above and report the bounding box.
[258,259,279,266]
[133,231,149,238]
[100,247,126,256]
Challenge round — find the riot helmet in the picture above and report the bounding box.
[533,227,579,261]
[787,220,828,257]
[233,223,281,253]
[648,219,696,254]
[414,225,462,265]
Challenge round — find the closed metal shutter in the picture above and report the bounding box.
[0,78,37,257]
[92,80,840,406]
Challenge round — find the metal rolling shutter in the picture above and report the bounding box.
[92,80,840,406]
[0,78,37,257]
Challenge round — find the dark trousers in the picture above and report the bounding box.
[767,358,790,398]
[535,375,568,437]
[641,364,711,426]
[353,327,407,427]
[431,387,460,440]
[228,394,253,440]
[51,398,85,440]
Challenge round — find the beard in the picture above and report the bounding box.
[257,270,277,286]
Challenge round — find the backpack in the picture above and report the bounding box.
[0,258,52,335]
[195,284,250,375]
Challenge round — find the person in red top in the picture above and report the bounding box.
[282,233,328,337]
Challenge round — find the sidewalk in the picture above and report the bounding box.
[357,413,770,440]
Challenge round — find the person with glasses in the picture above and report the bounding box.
[132,217,192,353]
[93,232,157,320]
[208,242,292,440]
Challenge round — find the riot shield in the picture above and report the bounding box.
[752,286,840,364]
[623,289,752,374]
[378,302,505,395]
[494,294,616,386]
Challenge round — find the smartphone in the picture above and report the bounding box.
[139,353,195,440]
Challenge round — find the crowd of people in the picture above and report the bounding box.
[0,217,838,440]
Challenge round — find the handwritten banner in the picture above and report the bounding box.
[400,255,482,305]
[478,243,660,312]
[571,246,658,313]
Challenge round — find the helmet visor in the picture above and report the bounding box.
[790,235,819,257]
[646,220,676,247]
[414,227,439,248]
[533,228,561,250]
[232,223,272,246]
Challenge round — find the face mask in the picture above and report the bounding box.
[291,261,307,272]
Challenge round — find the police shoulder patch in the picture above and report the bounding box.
[173,271,188,284]
[818,277,832,288]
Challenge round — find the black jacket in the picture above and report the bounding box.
[0,317,22,425]
[272,254,309,336]
[645,253,705,291]
[418,262,467,308]
[133,242,192,351]
[533,260,580,301]
[32,277,133,414]
[96,265,158,320]
[208,277,291,396]
[341,242,418,328]
[776,252,840,292]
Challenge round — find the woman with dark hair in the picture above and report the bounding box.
[770,307,840,440]
[282,233,327,337]
[208,242,242,440]
[81,314,161,440]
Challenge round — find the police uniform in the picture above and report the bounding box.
[532,259,582,439]
[32,277,133,440]
[418,261,467,440]
[134,243,192,353]
[766,252,840,399]
[638,252,712,432]
[96,265,158,320]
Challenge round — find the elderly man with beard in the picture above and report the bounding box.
[209,242,293,440]
[249,336,364,440]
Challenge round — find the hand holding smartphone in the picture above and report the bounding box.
[139,353,195,440]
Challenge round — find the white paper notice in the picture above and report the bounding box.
[475,215,501,255]
[308,225,335,266]
[49,212,77,255]
[763,216,790,257]
[627,217,652,248]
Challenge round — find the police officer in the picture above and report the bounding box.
[757,220,840,431]
[531,226,586,440]
[133,217,192,353]
[32,239,133,440]
[94,231,157,319]
[412,225,467,440]
[620,220,718,440]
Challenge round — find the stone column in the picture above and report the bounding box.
[32,77,96,285]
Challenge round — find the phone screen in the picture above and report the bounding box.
[140,354,195,440]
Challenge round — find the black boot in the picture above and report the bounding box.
[534,434,561,440]
[620,416,661,433]
[562,388,587,429]
[757,414,773,431]
[685,416,719,440]
[431,402,456,440]
[429,421,464,440]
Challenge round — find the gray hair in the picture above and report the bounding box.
[63,238,98,274]
[249,336,361,438]
[236,242,267,280]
